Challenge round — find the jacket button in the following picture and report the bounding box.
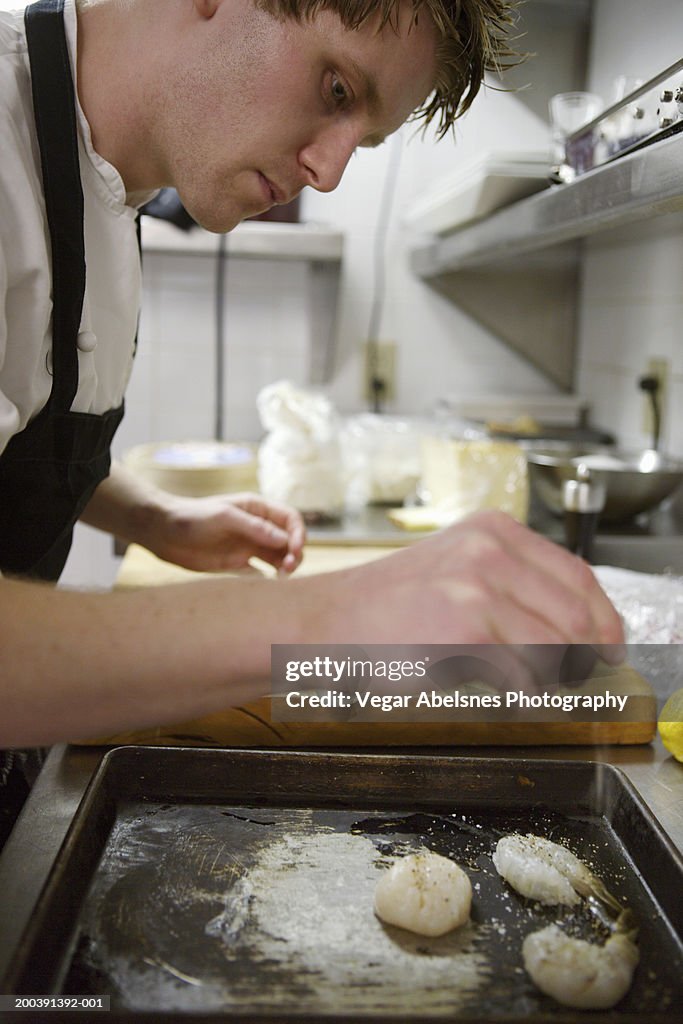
[77,330,97,353]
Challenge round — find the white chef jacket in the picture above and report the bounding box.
[0,0,153,458]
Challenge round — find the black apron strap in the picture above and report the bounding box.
[0,0,119,582]
[25,0,85,414]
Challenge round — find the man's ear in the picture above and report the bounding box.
[193,0,220,19]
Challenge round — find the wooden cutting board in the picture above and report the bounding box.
[77,662,656,748]
[101,546,656,748]
[77,712,656,748]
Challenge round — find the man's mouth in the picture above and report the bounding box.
[258,172,288,206]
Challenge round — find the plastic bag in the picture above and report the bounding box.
[257,381,344,520]
[340,414,423,509]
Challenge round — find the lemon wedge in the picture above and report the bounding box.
[658,688,683,762]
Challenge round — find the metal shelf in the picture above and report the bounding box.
[141,217,344,262]
[408,132,683,388]
[411,130,683,276]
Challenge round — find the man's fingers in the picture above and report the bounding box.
[230,495,306,556]
[473,513,624,646]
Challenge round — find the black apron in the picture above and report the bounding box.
[0,0,125,583]
[0,0,132,846]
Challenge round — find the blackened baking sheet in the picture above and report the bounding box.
[4,748,682,1022]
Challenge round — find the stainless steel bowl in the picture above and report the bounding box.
[524,444,683,522]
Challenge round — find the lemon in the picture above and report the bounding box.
[658,688,683,762]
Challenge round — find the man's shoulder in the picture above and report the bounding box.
[0,10,31,123]
[0,11,41,210]
[0,15,47,290]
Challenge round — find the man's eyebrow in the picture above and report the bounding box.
[347,56,382,119]
[345,57,386,147]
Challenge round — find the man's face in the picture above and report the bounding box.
[158,0,438,232]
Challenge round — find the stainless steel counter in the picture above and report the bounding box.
[306,504,683,574]
[0,739,681,988]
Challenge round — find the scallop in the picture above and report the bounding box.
[374,851,472,937]
[492,833,597,907]
[522,924,639,1010]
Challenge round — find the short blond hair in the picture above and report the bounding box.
[257,0,522,136]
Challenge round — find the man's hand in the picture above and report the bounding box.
[80,464,305,575]
[301,510,625,692]
[147,491,306,574]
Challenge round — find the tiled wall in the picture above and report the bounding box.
[576,0,683,458]
[577,215,683,454]
[116,253,313,451]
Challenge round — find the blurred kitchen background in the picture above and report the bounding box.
[61,0,683,586]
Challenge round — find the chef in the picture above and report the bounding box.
[0,0,624,846]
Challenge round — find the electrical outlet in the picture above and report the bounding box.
[641,357,669,445]
[363,340,397,404]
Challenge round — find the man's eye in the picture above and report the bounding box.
[330,74,349,106]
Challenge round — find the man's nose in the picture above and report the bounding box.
[299,127,357,193]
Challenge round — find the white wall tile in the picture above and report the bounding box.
[575,1,683,456]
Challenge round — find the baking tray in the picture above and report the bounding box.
[2,748,682,1023]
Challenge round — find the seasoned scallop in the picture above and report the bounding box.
[374,851,472,937]
[522,924,639,1010]
[493,833,601,907]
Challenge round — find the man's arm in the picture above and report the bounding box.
[0,509,624,748]
[80,460,306,573]
[0,568,295,747]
